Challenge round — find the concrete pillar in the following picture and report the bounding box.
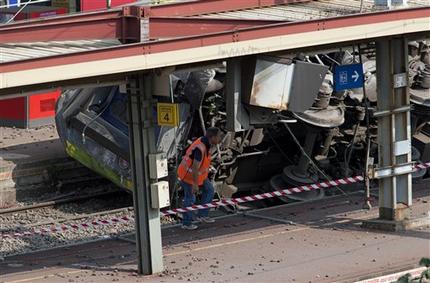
[225,58,250,131]
[127,73,164,275]
[375,37,412,221]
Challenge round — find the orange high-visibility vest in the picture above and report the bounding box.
[177,137,211,186]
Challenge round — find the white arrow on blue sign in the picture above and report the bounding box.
[7,0,20,8]
[334,63,364,92]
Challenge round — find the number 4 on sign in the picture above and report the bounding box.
[157,103,179,127]
[163,113,170,122]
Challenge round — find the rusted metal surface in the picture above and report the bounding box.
[248,57,294,110]
[247,59,327,112]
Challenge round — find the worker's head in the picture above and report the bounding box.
[206,127,222,145]
[408,41,419,57]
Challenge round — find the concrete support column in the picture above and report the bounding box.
[127,73,164,275]
[376,37,412,221]
[225,58,249,132]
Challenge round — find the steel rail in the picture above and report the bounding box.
[0,190,124,215]
[21,206,134,230]
[2,189,361,257]
[3,181,429,258]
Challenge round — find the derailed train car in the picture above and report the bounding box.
[55,43,430,204]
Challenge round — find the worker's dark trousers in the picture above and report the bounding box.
[181,179,214,226]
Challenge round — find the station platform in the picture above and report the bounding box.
[1,183,429,283]
[0,126,95,207]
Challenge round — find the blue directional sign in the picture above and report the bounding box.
[7,0,20,8]
[334,63,364,92]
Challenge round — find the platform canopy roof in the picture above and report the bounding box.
[0,0,429,96]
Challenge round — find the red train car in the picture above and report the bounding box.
[0,90,61,128]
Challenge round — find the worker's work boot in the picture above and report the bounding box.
[181,224,198,230]
[196,216,215,223]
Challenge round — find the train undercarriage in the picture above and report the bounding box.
[55,41,430,207]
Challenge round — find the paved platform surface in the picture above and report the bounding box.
[0,125,64,167]
[1,183,429,283]
[0,126,97,206]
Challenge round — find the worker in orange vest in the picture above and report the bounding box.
[177,127,222,230]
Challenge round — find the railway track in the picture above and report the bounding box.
[0,185,135,256]
[0,189,125,215]
[14,206,133,230]
[0,206,135,257]
[0,188,381,257]
[2,187,428,283]
[1,177,429,258]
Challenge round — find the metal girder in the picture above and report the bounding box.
[0,1,288,43]
[1,7,427,75]
[0,6,147,44]
[0,6,150,44]
[148,0,311,17]
[0,13,281,43]
[149,17,282,38]
[0,10,123,43]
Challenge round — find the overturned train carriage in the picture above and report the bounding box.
[55,45,430,204]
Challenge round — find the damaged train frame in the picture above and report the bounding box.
[55,41,430,206]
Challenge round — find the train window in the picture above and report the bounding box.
[99,88,129,134]
[87,87,115,114]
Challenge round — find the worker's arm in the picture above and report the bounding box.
[191,160,201,194]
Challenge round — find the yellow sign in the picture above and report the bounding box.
[157,103,179,127]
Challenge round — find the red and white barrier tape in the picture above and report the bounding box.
[415,162,430,170]
[161,162,430,216]
[2,162,429,239]
[160,176,367,216]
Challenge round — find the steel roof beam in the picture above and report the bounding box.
[0,8,283,43]
[0,6,150,43]
[0,9,124,43]
[149,0,312,17]
[149,17,283,38]
[1,7,427,75]
[0,0,309,43]
[0,7,428,97]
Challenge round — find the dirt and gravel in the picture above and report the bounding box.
[0,189,134,257]
[0,125,58,148]
[1,189,429,283]
[0,184,181,257]
[0,211,135,258]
